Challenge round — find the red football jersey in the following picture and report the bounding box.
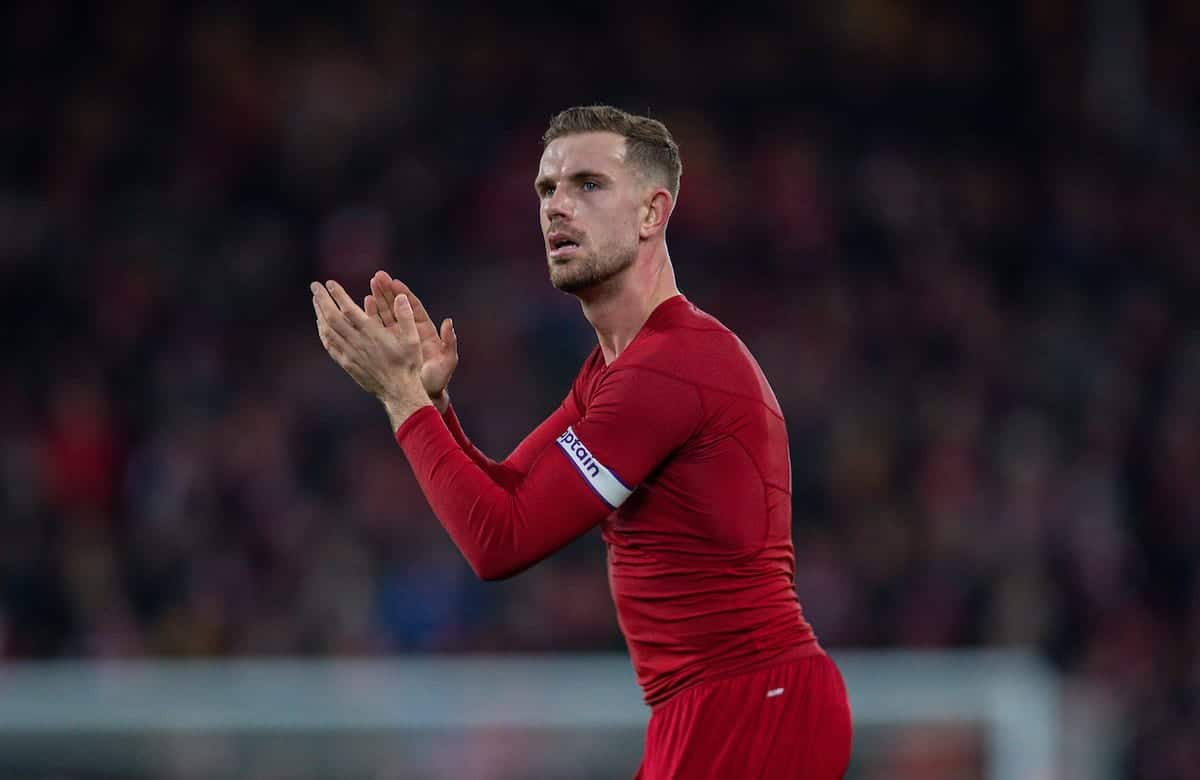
[396,295,820,706]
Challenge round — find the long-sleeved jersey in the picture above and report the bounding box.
[395,295,820,706]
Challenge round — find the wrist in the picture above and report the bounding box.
[430,389,450,414]
[380,387,434,433]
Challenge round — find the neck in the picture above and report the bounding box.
[578,241,680,365]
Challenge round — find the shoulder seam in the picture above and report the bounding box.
[605,364,786,422]
[723,433,792,556]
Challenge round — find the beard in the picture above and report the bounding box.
[549,242,637,294]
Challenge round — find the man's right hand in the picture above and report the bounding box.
[368,270,458,413]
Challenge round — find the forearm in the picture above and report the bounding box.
[440,397,581,488]
[395,407,606,581]
[441,400,509,481]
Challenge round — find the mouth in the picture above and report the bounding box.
[547,232,581,261]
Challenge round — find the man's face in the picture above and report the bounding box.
[536,132,644,294]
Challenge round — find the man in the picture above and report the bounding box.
[311,105,852,778]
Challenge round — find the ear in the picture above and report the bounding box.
[639,187,674,240]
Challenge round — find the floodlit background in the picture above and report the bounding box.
[1,0,1197,778]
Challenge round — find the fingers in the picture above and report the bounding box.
[365,294,380,322]
[314,301,355,364]
[311,283,341,325]
[316,314,341,356]
[388,279,434,326]
[322,280,369,329]
[314,289,380,394]
[311,283,358,340]
[313,298,353,353]
[370,272,398,327]
[440,318,457,355]
[392,294,420,345]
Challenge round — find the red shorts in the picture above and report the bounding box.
[635,654,853,779]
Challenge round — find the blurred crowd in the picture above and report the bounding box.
[1,0,1198,778]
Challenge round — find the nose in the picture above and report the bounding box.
[543,187,573,222]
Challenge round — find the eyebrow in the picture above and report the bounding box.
[535,170,615,193]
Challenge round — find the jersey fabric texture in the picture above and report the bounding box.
[395,294,826,709]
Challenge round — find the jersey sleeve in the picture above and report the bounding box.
[555,366,702,508]
[441,397,579,489]
[394,365,702,580]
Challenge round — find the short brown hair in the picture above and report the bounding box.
[542,105,682,198]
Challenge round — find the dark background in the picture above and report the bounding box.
[1,1,1197,777]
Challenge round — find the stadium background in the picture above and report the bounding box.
[1,0,1197,777]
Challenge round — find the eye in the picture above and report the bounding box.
[581,180,599,192]
[541,185,556,198]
